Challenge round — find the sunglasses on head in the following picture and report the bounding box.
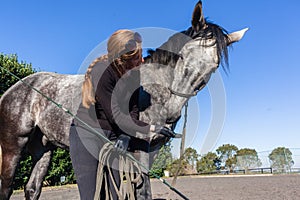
[125,32,142,52]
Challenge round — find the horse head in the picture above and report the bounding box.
[165,1,248,122]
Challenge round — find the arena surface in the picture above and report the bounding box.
[11,174,300,200]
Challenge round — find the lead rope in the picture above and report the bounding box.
[0,66,190,200]
[94,143,142,200]
[168,102,188,200]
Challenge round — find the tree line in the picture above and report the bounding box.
[0,54,295,189]
[152,144,294,177]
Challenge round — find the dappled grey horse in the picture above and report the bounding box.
[0,1,247,199]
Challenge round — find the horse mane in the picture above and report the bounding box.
[199,21,230,73]
[144,21,230,72]
[143,32,191,68]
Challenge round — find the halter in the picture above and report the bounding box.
[168,87,197,98]
[168,78,206,98]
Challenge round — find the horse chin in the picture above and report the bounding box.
[166,115,181,124]
[150,133,170,151]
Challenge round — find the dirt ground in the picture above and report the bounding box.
[11,174,300,200]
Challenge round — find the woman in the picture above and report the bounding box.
[70,29,176,200]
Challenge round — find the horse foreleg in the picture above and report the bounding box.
[24,130,53,200]
[25,149,52,200]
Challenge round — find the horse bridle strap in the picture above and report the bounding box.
[168,78,207,98]
[168,87,197,98]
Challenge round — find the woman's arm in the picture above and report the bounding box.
[95,68,151,137]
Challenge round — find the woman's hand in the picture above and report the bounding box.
[114,134,131,154]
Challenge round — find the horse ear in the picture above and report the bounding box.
[191,1,206,32]
[227,28,249,45]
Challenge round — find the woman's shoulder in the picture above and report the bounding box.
[91,61,116,79]
[91,60,109,75]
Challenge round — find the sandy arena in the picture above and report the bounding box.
[11,174,300,200]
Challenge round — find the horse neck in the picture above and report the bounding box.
[138,33,195,125]
[140,63,174,90]
[139,63,174,125]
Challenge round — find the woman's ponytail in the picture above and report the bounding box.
[81,55,107,108]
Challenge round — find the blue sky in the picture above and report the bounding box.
[1,1,300,158]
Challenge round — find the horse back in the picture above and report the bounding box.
[0,72,84,147]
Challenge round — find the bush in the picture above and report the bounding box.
[12,148,75,190]
[0,53,36,97]
[45,148,75,186]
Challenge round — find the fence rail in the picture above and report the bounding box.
[233,167,273,174]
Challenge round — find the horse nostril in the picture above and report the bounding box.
[184,68,189,77]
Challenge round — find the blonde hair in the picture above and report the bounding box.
[82,29,142,108]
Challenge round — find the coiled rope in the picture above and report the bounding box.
[94,143,142,200]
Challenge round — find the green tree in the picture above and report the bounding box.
[184,147,198,170]
[0,53,36,97]
[167,158,188,176]
[197,152,219,173]
[216,144,238,171]
[235,148,262,171]
[268,147,293,173]
[45,148,75,185]
[150,145,173,177]
[166,147,199,176]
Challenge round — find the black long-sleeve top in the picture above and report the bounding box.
[74,59,150,138]
[95,63,150,137]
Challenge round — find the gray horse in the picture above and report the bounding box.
[0,1,247,199]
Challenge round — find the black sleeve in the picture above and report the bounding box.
[95,69,150,137]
